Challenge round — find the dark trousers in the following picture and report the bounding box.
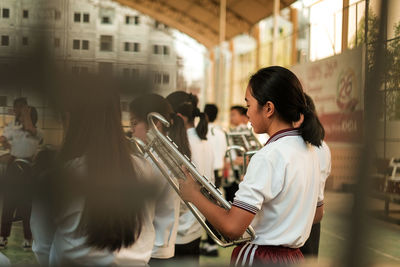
[173,238,201,266]
[300,222,321,256]
[224,182,239,203]
[0,160,32,240]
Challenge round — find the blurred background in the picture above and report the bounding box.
[0,0,399,266]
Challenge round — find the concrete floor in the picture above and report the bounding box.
[1,191,400,266]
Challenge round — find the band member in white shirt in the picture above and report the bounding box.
[167,91,214,266]
[299,94,331,257]
[129,94,191,265]
[224,105,249,203]
[179,66,325,266]
[30,85,156,266]
[203,103,227,257]
[0,98,42,250]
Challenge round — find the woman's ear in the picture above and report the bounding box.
[263,101,275,118]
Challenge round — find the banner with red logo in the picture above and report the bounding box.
[291,47,364,143]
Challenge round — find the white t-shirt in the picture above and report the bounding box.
[176,128,214,244]
[2,123,42,158]
[232,129,320,248]
[206,123,227,170]
[316,141,331,207]
[146,153,180,259]
[32,155,156,266]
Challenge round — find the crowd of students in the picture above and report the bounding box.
[0,66,331,266]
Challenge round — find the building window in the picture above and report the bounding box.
[153,45,159,54]
[72,66,80,74]
[125,16,130,24]
[22,37,28,46]
[124,42,130,52]
[55,10,61,20]
[101,16,111,24]
[163,45,169,55]
[154,72,162,84]
[23,10,29,19]
[134,42,140,52]
[73,39,80,50]
[82,40,89,50]
[134,16,140,25]
[100,35,113,52]
[163,74,170,84]
[54,38,60,48]
[1,36,9,46]
[98,62,113,75]
[132,68,139,77]
[155,21,160,28]
[74,12,81,22]
[83,13,90,23]
[81,67,89,74]
[2,8,10,18]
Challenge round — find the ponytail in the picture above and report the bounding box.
[167,91,208,140]
[300,93,325,147]
[299,108,325,147]
[195,110,208,140]
[168,113,191,158]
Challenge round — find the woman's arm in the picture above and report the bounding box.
[179,169,255,240]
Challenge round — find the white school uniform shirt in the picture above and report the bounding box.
[206,122,227,170]
[316,141,331,207]
[32,155,156,266]
[0,253,10,266]
[232,129,320,248]
[2,122,42,158]
[145,152,180,259]
[176,128,214,244]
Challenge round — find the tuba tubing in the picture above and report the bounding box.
[131,112,256,247]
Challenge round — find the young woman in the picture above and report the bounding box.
[30,83,156,266]
[0,100,42,251]
[166,91,214,265]
[298,94,331,257]
[129,94,190,264]
[179,66,324,266]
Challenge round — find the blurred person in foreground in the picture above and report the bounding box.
[30,80,157,266]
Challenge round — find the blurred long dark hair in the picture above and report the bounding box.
[58,78,144,251]
[129,93,191,158]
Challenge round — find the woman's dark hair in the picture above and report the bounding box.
[58,79,144,251]
[304,93,325,141]
[29,106,38,127]
[230,105,248,116]
[129,93,191,158]
[248,66,324,146]
[204,104,218,123]
[166,91,208,140]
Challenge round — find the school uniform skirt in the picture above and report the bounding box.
[231,243,304,266]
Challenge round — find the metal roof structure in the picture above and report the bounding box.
[114,0,297,48]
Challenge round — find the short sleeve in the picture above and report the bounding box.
[2,124,13,140]
[233,152,284,214]
[317,142,331,206]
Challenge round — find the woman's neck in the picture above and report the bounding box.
[185,122,195,130]
[267,119,293,137]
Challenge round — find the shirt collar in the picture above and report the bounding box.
[266,128,301,145]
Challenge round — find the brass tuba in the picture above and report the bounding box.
[225,128,262,178]
[131,112,256,247]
